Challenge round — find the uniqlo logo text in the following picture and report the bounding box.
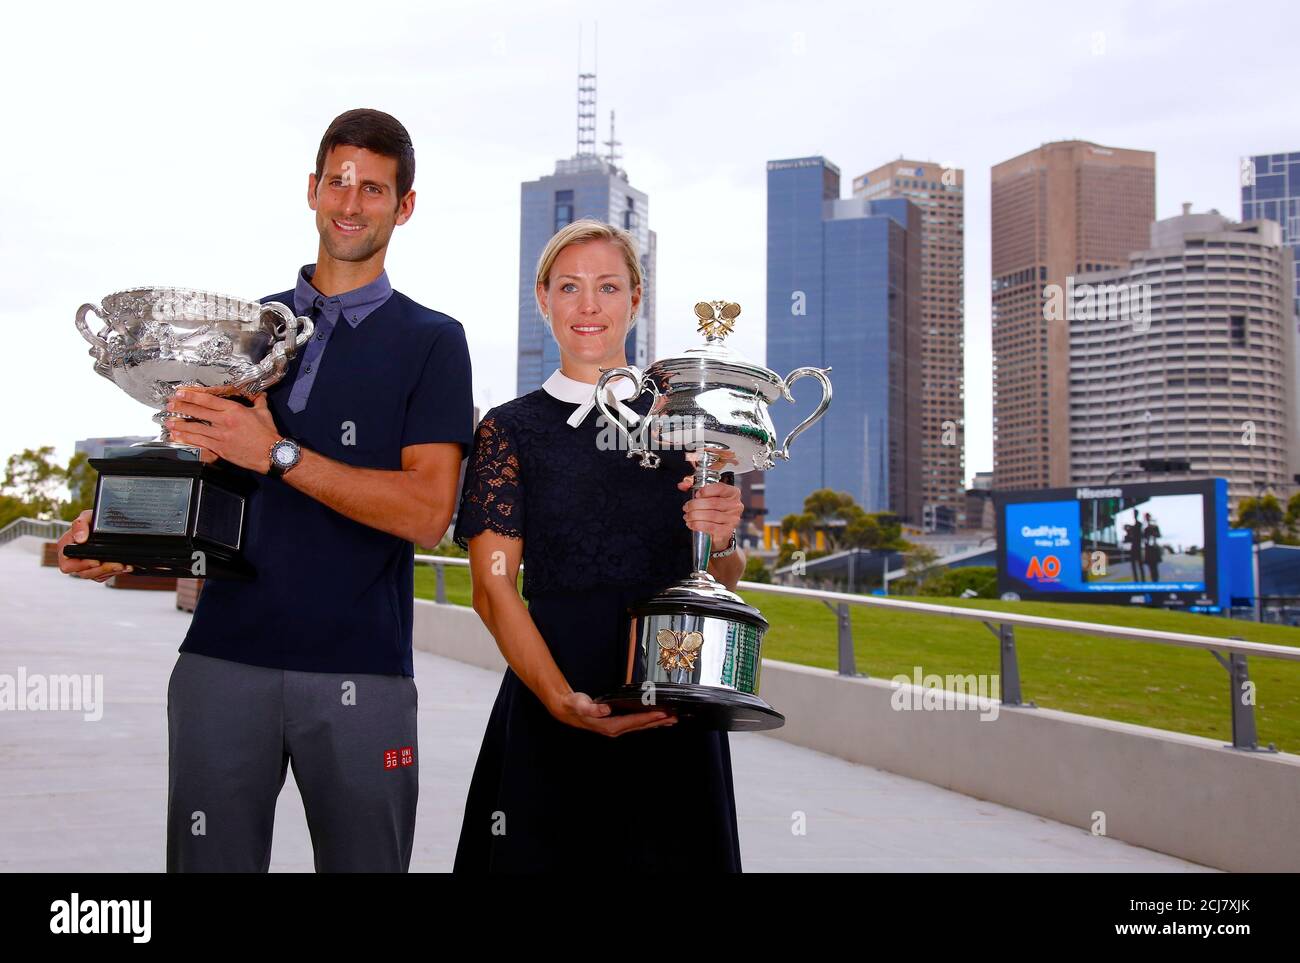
[400,746,414,767]
[383,749,399,770]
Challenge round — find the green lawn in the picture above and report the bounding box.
[413,563,1300,753]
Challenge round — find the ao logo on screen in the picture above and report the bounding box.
[1025,555,1061,581]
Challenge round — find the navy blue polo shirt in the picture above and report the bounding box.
[179,267,474,677]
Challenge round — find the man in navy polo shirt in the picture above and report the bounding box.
[57,108,473,872]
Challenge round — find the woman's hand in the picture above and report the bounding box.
[677,474,743,546]
[550,691,678,738]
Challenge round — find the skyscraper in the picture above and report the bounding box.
[1069,206,1297,513]
[1241,151,1299,320]
[516,75,656,397]
[765,156,923,528]
[854,159,965,531]
[991,140,1155,491]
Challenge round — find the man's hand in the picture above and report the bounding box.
[165,388,281,474]
[54,509,133,581]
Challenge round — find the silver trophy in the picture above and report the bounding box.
[64,287,314,579]
[593,300,831,731]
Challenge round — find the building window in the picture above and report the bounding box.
[554,190,575,233]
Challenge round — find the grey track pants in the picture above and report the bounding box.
[166,652,418,873]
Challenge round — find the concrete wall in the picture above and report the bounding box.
[414,600,505,673]
[413,598,1300,872]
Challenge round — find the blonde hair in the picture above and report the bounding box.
[534,218,643,331]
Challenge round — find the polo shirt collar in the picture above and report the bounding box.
[293,263,393,328]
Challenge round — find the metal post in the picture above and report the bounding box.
[822,600,862,677]
[835,602,858,677]
[1211,640,1277,752]
[435,563,447,604]
[983,621,1031,706]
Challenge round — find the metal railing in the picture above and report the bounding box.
[414,553,470,606]
[412,554,1299,753]
[0,517,71,546]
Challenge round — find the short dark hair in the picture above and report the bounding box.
[314,108,415,200]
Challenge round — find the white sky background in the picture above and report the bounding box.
[2,0,1296,487]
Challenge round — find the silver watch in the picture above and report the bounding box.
[268,437,302,478]
[710,531,737,559]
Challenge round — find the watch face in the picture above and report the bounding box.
[274,443,296,466]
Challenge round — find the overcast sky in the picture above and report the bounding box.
[2,0,1295,488]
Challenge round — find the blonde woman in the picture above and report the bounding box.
[452,219,746,872]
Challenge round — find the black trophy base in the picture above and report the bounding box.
[62,447,256,581]
[63,540,255,580]
[596,683,786,732]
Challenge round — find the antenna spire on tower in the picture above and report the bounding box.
[603,109,622,169]
[576,23,597,157]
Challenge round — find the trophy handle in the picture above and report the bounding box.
[243,304,314,391]
[75,302,110,361]
[595,366,659,468]
[260,301,313,360]
[775,366,833,461]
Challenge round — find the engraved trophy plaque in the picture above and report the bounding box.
[63,286,313,579]
[593,301,831,731]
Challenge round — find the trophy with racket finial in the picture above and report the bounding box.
[591,300,832,731]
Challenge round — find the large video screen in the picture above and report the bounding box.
[995,478,1229,610]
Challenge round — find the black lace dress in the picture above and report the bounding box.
[451,388,743,872]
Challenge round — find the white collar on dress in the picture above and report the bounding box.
[542,367,643,428]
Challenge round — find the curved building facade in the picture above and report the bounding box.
[1068,207,1297,514]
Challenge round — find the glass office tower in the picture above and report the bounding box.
[765,156,922,528]
[1242,151,1300,321]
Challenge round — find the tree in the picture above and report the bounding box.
[780,511,818,549]
[2,447,64,519]
[775,540,825,569]
[844,510,907,551]
[780,489,909,554]
[918,565,998,599]
[0,493,29,530]
[0,447,100,525]
[742,555,772,584]
[1237,494,1287,543]
[61,452,97,521]
[1283,492,1300,543]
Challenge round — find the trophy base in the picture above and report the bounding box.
[597,683,785,732]
[63,541,255,580]
[597,572,784,732]
[63,447,256,581]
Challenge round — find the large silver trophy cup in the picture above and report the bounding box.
[594,300,831,731]
[64,287,314,579]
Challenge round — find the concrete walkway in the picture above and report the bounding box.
[0,540,1211,872]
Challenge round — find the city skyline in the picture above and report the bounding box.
[2,1,1293,497]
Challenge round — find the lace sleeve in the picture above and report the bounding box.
[453,415,523,549]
